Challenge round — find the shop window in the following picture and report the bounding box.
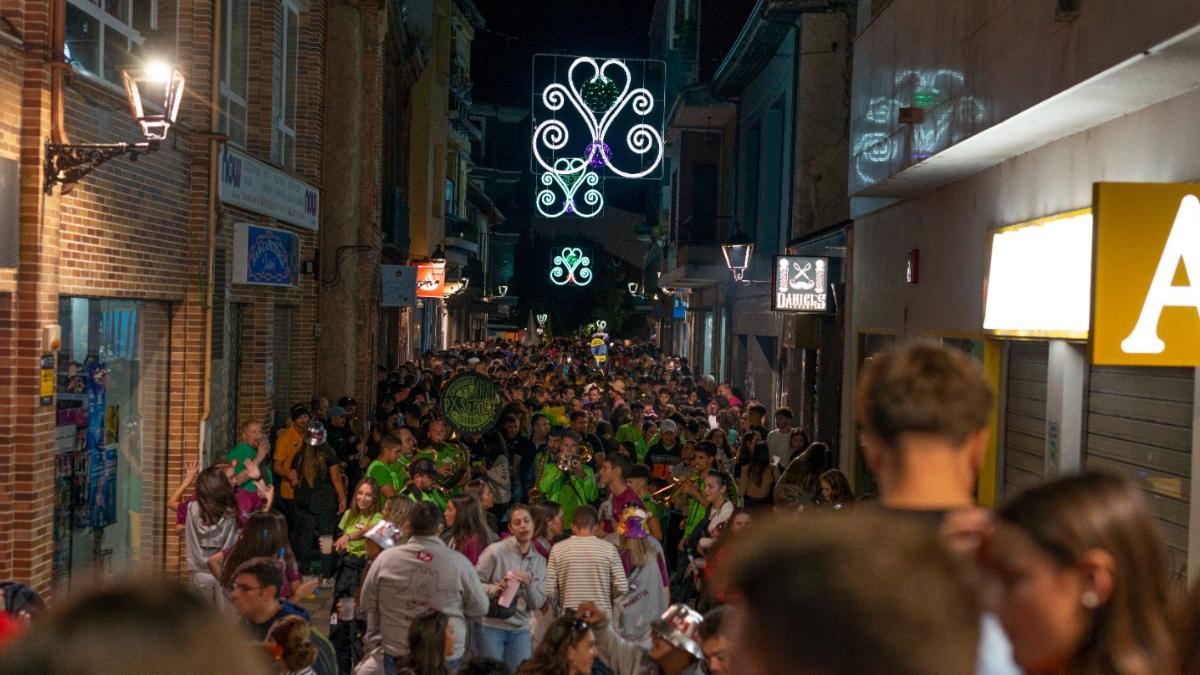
[219,0,250,147]
[54,298,170,588]
[65,0,157,86]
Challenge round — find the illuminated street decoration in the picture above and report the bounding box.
[549,247,593,286]
[536,313,548,327]
[851,69,986,186]
[595,320,607,332]
[536,157,603,218]
[533,56,664,180]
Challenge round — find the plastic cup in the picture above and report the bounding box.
[319,535,334,555]
[338,598,356,620]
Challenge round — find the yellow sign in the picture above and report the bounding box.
[39,364,55,403]
[1092,182,1200,365]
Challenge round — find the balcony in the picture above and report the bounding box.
[658,215,728,288]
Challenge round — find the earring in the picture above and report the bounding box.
[1081,590,1100,609]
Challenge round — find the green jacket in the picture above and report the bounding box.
[538,462,598,529]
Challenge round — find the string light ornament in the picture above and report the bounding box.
[549,247,593,287]
[532,55,665,220]
[536,157,603,218]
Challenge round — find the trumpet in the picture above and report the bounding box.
[556,444,594,472]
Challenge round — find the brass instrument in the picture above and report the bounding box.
[555,444,593,472]
[527,486,543,504]
[649,471,699,509]
[436,442,471,489]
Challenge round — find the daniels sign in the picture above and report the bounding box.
[773,255,830,312]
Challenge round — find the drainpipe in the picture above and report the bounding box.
[50,0,68,145]
[201,0,224,460]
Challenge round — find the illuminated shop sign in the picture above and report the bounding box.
[773,256,830,312]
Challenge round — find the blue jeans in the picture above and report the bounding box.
[472,623,532,672]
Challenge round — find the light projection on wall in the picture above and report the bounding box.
[532,55,665,219]
[549,247,593,287]
[851,69,987,187]
[536,157,604,218]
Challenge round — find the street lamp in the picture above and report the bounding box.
[45,61,185,194]
[430,244,447,267]
[721,224,755,282]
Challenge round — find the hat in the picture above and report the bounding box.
[337,396,357,407]
[651,604,706,660]
[290,403,310,421]
[328,406,349,418]
[363,520,403,550]
[467,357,481,365]
[659,419,678,435]
[610,379,627,393]
[616,506,650,540]
[409,457,439,477]
[304,421,327,446]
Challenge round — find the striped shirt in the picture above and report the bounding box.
[545,534,629,615]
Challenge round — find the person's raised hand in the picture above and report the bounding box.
[576,601,606,626]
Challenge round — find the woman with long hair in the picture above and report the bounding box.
[818,469,855,510]
[530,500,565,648]
[786,428,811,466]
[211,511,306,600]
[265,615,318,675]
[390,610,453,675]
[697,470,735,554]
[613,507,670,647]
[518,610,597,675]
[777,443,827,507]
[333,477,383,600]
[289,424,347,587]
[737,443,780,512]
[985,472,1175,675]
[185,465,241,603]
[441,493,492,565]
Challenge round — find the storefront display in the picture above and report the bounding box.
[53,298,169,588]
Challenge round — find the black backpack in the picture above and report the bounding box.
[1,580,45,620]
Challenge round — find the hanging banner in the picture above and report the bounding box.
[416,263,446,298]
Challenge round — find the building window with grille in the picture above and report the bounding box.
[219,0,250,147]
[272,0,301,169]
[65,0,157,86]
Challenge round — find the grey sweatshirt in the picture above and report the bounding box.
[475,536,547,631]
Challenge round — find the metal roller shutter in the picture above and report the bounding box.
[1003,342,1049,498]
[1086,366,1193,586]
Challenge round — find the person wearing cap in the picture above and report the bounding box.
[612,506,670,647]
[401,457,449,512]
[275,404,311,502]
[575,600,705,675]
[326,405,362,487]
[645,419,683,483]
[764,406,794,467]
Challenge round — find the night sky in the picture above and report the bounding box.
[471,0,657,108]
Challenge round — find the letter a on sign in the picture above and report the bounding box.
[1121,196,1200,353]
[1092,183,1200,366]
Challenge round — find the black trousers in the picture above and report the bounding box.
[291,489,339,578]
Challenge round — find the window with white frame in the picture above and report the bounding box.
[64,0,157,85]
[219,0,250,147]
[272,0,301,169]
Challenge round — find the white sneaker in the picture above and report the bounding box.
[319,577,335,589]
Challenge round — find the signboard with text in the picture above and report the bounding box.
[438,372,502,434]
[233,223,298,287]
[219,147,320,230]
[1093,182,1200,366]
[772,255,830,312]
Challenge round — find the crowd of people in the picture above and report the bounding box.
[4,337,1200,675]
